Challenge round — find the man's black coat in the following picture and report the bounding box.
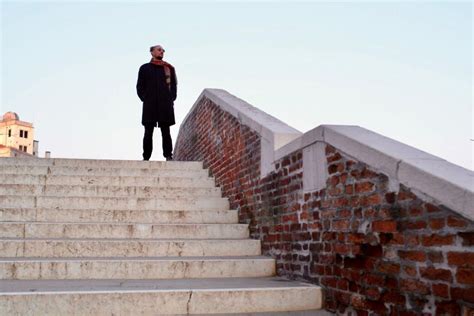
[136,62,177,127]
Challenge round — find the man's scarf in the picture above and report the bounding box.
[149,58,177,91]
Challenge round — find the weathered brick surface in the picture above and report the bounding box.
[174,96,474,315]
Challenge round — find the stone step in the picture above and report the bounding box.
[190,312,332,316]
[0,157,204,170]
[0,165,210,177]
[0,195,230,211]
[0,174,217,187]
[0,255,275,280]
[0,277,323,314]
[0,184,222,198]
[0,238,261,257]
[0,208,239,224]
[0,222,249,239]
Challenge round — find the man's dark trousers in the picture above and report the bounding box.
[143,123,173,160]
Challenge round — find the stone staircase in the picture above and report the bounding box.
[0,157,324,315]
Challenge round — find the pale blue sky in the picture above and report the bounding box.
[1,1,472,170]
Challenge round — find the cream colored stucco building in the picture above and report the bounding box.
[0,112,39,157]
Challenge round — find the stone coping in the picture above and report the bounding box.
[182,89,302,175]
[181,89,473,221]
[276,124,473,221]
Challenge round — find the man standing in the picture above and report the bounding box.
[136,44,177,161]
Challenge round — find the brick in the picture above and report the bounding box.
[281,158,291,167]
[366,300,388,314]
[351,295,367,309]
[363,273,385,286]
[447,216,468,228]
[334,243,351,255]
[354,208,363,218]
[459,232,474,246]
[345,160,356,168]
[355,181,375,193]
[327,152,342,163]
[385,277,398,289]
[456,268,474,285]
[427,251,444,263]
[420,266,452,282]
[333,197,349,207]
[336,279,349,290]
[322,232,336,241]
[397,190,417,201]
[429,218,445,230]
[321,276,337,288]
[377,207,393,219]
[400,279,430,295]
[399,250,426,262]
[422,234,455,247]
[328,187,342,196]
[360,244,383,257]
[405,234,419,247]
[344,256,370,269]
[349,281,362,292]
[379,233,404,245]
[348,233,366,244]
[403,220,427,230]
[435,301,460,316]
[361,193,382,206]
[373,220,397,232]
[337,209,352,218]
[402,265,417,277]
[451,286,474,303]
[378,261,400,274]
[340,172,349,184]
[332,220,350,231]
[325,145,336,155]
[360,167,378,179]
[345,184,354,195]
[447,252,474,268]
[382,290,405,305]
[311,263,325,275]
[350,196,361,208]
[329,175,339,186]
[425,203,441,213]
[264,234,280,242]
[328,163,344,174]
[408,206,423,216]
[363,208,376,218]
[364,287,381,300]
[385,192,396,204]
[432,283,449,298]
[335,290,351,305]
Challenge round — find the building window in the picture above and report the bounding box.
[8,129,11,137]
[23,146,27,152]
[19,145,23,151]
[24,131,28,138]
[20,130,23,137]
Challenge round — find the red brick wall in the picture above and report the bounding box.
[174,96,474,315]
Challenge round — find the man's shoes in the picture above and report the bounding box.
[165,156,173,161]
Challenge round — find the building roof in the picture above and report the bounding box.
[2,112,20,121]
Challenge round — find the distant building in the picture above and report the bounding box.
[0,112,39,157]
